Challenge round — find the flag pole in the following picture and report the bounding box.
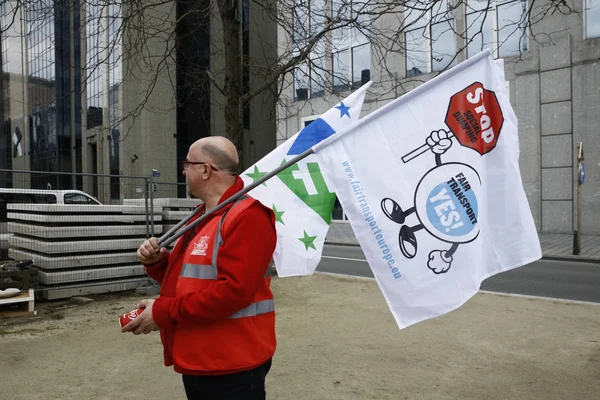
[157,147,315,247]
[157,207,201,245]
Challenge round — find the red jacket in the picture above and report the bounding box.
[144,177,277,375]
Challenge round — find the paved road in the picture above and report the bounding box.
[319,244,600,303]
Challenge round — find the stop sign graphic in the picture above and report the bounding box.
[445,82,504,155]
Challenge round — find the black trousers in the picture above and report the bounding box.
[182,359,272,400]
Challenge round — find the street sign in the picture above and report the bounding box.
[579,162,585,184]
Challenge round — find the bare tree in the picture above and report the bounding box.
[0,0,585,167]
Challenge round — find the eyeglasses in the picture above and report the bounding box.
[181,160,219,171]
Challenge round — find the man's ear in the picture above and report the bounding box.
[202,164,212,179]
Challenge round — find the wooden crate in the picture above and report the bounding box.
[0,289,36,317]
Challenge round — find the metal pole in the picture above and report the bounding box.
[577,142,583,254]
[158,146,315,247]
[149,176,155,236]
[157,206,200,244]
[573,142,584,255]
[144,178,150,239]
[577,175,581,253]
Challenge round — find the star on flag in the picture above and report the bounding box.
[272,204,285,225]
[298,230,317,251]
[246,165,268,185]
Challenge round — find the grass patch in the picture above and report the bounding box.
[13,328,41,334]
[0,327,52,335]
[50,314,65,320]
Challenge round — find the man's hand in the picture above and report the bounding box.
[136,237,167,265]
[426,129,452,155]
[121,299,160,335]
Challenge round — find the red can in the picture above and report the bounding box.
[119,308,144,328]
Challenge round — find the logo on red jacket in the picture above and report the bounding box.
[191,235,210,256]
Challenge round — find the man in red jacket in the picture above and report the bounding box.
[122,136,277,400]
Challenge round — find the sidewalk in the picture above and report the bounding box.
[325,221,600,262]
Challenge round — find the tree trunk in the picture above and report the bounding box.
[217,0,243,167]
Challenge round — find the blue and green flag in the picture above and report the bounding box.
[242,82,371,277]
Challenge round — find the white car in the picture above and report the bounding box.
[0,188,101,206]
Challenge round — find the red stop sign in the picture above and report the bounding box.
[445,82,504,155]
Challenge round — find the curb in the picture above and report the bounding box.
[324,241,359,247]
[541,255,600,264]
[325,241,600,264]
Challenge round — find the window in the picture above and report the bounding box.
[108,4,122,201]
[87,106,103,129]
[0,199,7,223]
[292,0,327,100]
[586,0,600,39]
[86,1,103,129]
[27,1,55,81]
[64,193,99,205]
[300,115,320,129]
[331,0,371,93]
[291,0,371,100]
[332,198,350,221]
[293,1,309,44]
[466,0,528,58]
[404,0,456,77]
[0,193,57,204]
[27,0,57,177]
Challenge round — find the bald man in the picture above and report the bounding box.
[124,137,277,400]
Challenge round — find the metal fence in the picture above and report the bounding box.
[0,168,191,236]
[0,167,187,204]
[0,168,198,299]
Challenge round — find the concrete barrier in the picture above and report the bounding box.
[6,204,162,299]
[124,198,202,209]
[9,237,153,254]
[8,222,162,239]
[39,277,153,300]
[36,264,146,284]
[8,249,138,270]
[124,198,200,238]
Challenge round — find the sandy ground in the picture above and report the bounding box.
[1,273,599,400]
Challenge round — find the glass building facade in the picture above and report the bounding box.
[175,0,212,197]
[108,3,122,200]
[0,2,14,187]
[1,0,274,197]
[0,0,85,189]
[26,0,75,189]
[0,0,120,191]
[85,1,122,199]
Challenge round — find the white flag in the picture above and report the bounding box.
[242,82,372,277]
[313,50,541,329]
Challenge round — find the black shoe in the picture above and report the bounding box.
[399,225,418,258]
[381,198,406,224]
